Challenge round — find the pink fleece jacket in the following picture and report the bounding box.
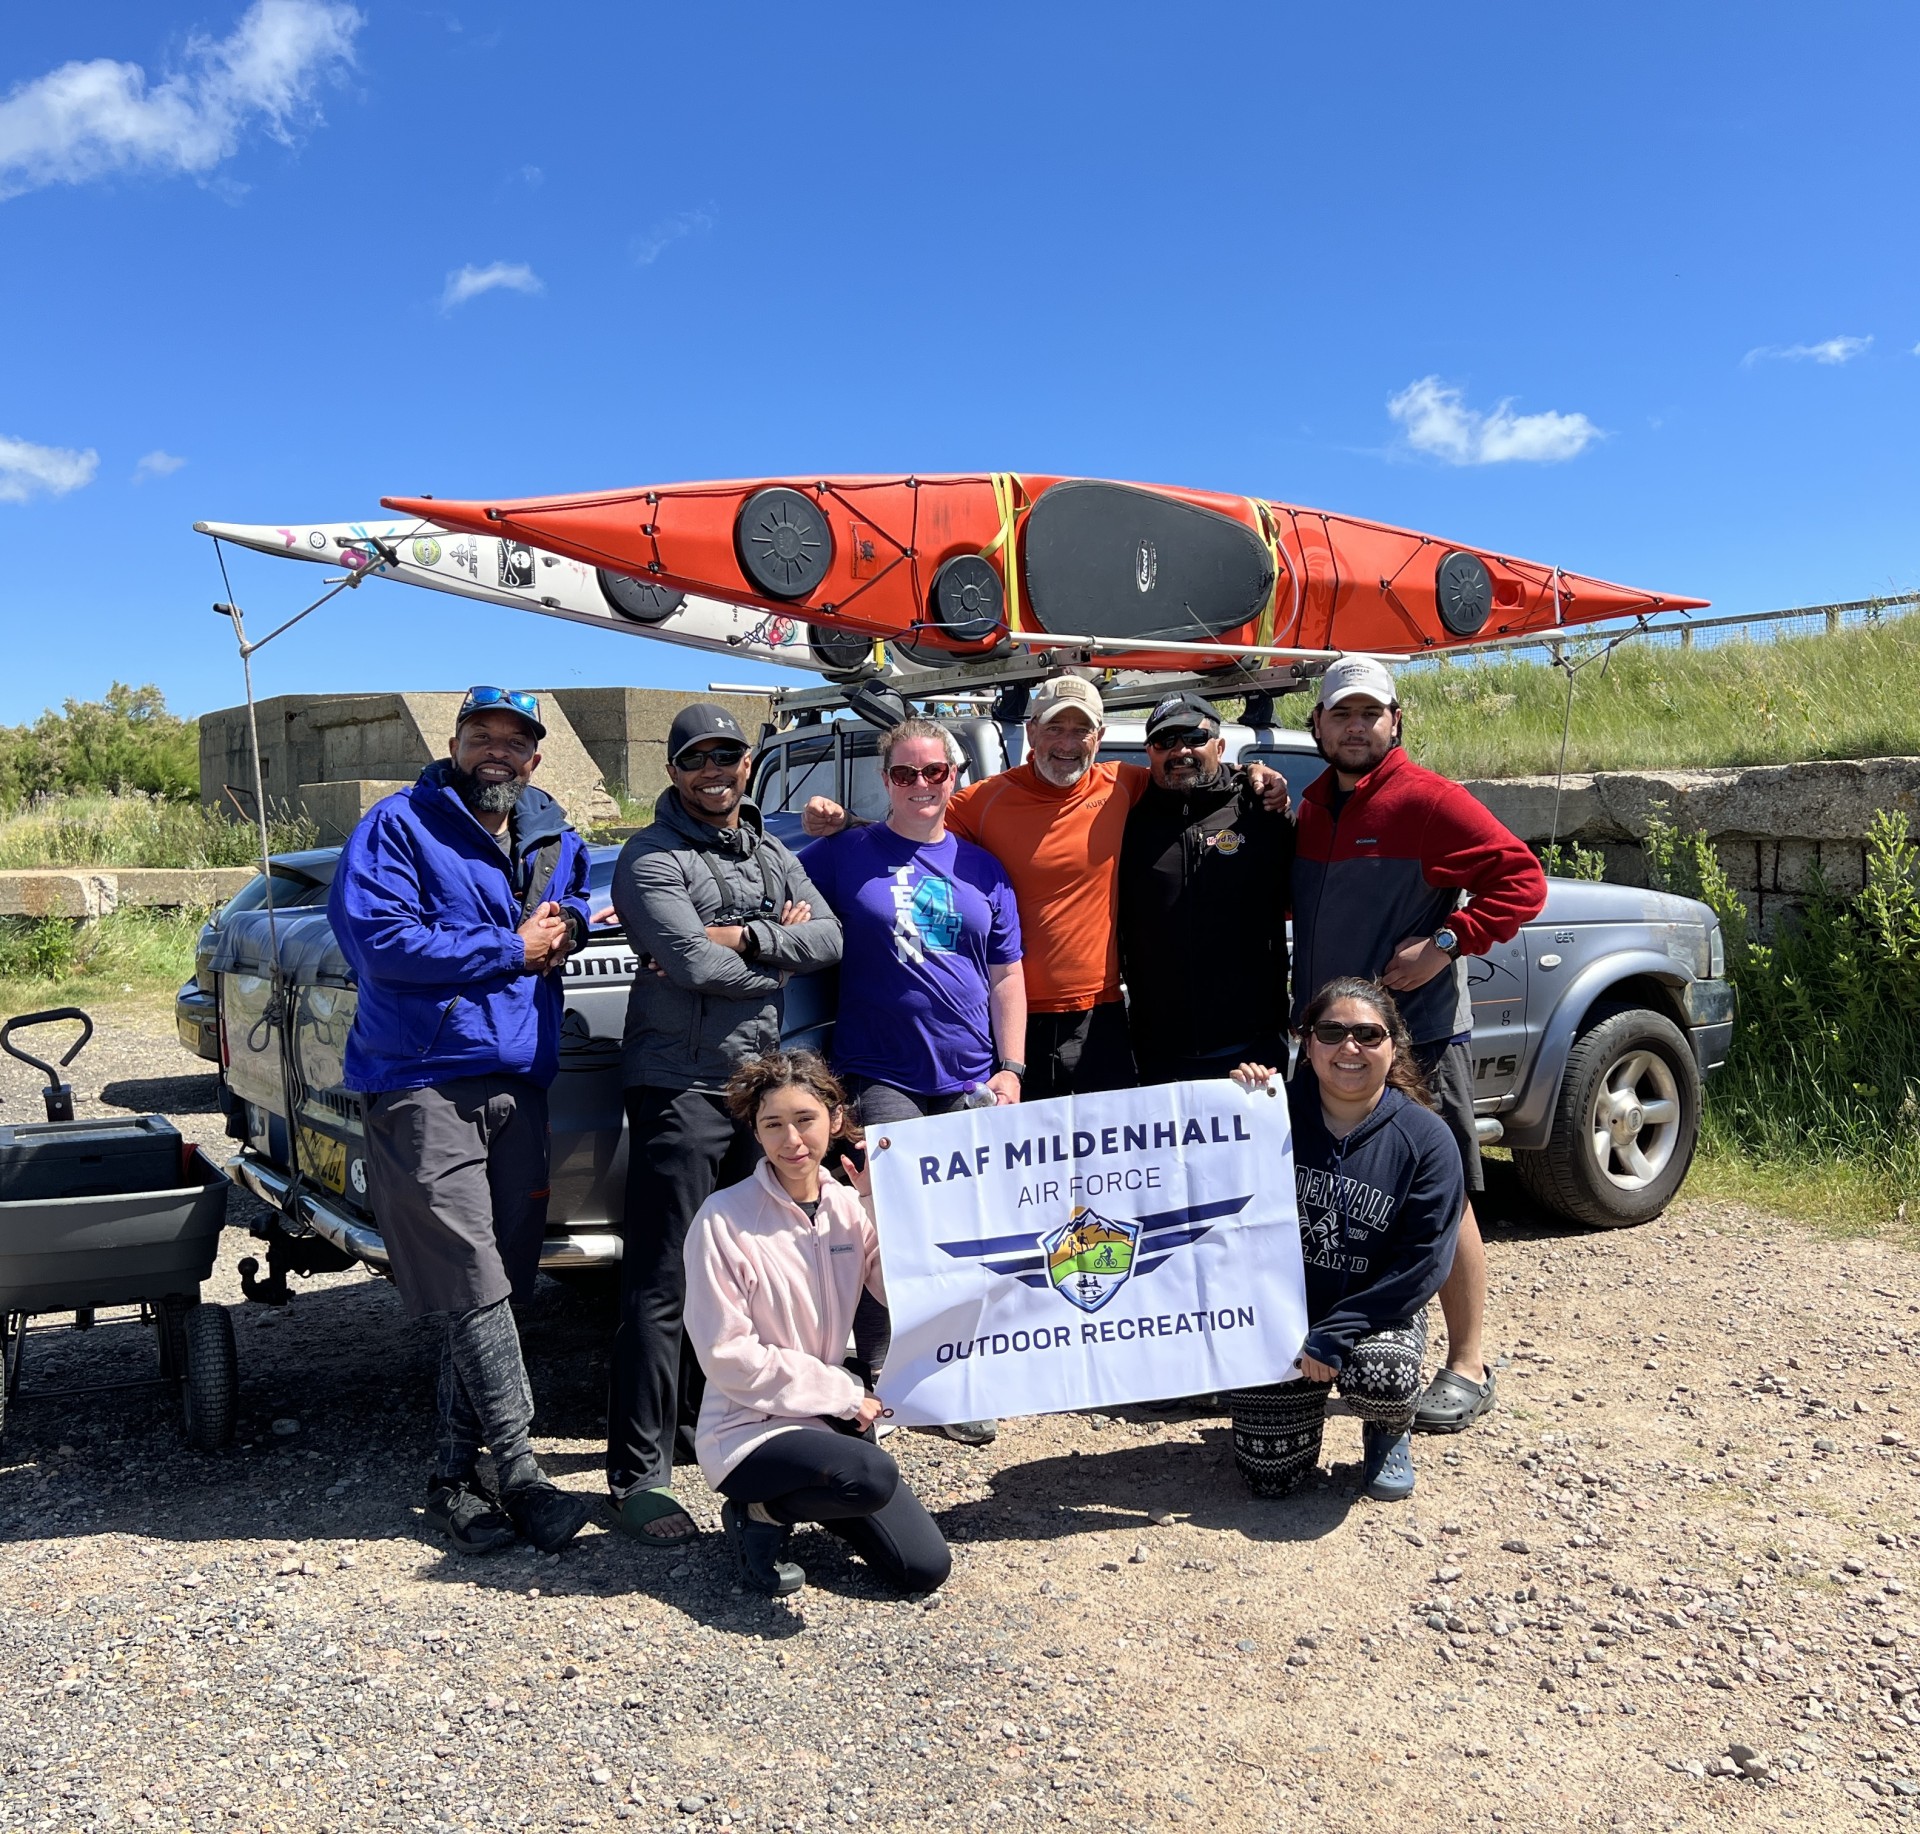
[682,1158,887,1487]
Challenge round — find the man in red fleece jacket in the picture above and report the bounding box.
[1290,656,1547,1434]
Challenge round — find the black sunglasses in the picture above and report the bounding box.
[1310,1020,1391,1047]
[1148,726,1217,751]
[674,742,748,772]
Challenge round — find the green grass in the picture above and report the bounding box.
[0,909,202,1018]
[0,792,317,870]
[1272,613,1920,780]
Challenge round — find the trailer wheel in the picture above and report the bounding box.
[182,1304,238,1450]
[1514,1004,1700,1228]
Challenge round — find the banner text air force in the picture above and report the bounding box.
[869,1081,1309,1426]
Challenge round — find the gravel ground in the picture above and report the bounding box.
[0,1010,1916,1834]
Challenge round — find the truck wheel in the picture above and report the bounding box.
[182,1304,239,1450]
[1515,1005,1700,1228]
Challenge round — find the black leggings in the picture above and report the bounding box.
[718,1429,951,1594]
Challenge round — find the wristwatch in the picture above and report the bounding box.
[1431,927,1461,960]
[995,1059,1027,1081]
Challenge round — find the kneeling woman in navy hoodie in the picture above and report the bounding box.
[1230,977,1466,1502]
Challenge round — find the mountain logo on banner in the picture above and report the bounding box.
[934,1195,1253,1307]
[1041,1207,1140,1314]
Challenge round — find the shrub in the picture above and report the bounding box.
[1646,803,1920,1206]
[0,684,200,805]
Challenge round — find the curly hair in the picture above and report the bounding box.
[878,716,964,769]
[1299,976,1436,1109]
[724,1050,849,1128]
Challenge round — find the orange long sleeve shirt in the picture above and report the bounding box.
[945,760,1149,1013]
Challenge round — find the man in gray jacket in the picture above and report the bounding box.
[606,703,842,1546]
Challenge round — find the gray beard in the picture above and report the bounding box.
[1033,753,1091,788]
[450,765,519,815]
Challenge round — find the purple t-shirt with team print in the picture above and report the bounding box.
[803,823,1023,1096]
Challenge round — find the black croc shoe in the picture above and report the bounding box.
[721,1501,805,1596]
[424,1477,517,1555]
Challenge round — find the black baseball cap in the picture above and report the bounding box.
[667,703,749,762]
[1145,691,1221,740]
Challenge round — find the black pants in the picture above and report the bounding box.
[719,1429,951,1593]
[607,1086,757,1496]
[1025,1001,1136,1102]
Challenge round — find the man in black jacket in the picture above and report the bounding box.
[606,703,842,1551]
[1119,692,1294,1084]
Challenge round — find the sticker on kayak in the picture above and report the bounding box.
[498,542,536,589]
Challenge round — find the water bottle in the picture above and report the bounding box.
[958,1082,997,1109]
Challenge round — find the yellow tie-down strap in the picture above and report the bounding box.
[1252,500,1285,650]
[980,473,1030,633]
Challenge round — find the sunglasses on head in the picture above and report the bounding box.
[1148,726,1217,751]
[674,742,748,771]
[1310,1020,1391,1047]
[460,685,540,722]
[885,761,954,787]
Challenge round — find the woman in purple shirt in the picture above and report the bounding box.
[805,718,1026,1447]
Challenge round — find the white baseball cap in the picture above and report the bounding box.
[1316,656,1398,709]
[1028,675,1105,726]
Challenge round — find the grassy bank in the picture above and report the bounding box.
[0,909,201,1021]
[1276,612,1920,780]
[0,792,316,870]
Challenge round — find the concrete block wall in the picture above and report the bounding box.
[1464,756,1920,933]
[545,687,771,804]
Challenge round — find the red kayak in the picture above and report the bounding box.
[382,473,1706,671]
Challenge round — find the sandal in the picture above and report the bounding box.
[1412,1366,1497,1435]
[608,1486,701,1547]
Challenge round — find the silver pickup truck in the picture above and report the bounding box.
[208,708,1734,1300]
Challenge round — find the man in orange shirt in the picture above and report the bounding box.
[805,676,1280,1101]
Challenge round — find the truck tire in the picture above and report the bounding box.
[182,1304,239,1451]
[1514,1004,1700,1229]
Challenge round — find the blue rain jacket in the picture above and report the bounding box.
[328,761,590,1093]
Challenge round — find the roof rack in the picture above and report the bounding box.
[765,645,1322,723]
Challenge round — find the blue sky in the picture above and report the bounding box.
[1,2,1915,725]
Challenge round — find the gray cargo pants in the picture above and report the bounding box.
[363,1076,551,1487]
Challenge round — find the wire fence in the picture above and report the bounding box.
[1397,591,1920,673]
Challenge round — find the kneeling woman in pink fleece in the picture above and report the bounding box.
[682,1050,952,1598]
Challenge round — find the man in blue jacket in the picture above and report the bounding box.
[329,687,594,1557]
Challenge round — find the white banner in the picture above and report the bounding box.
[869,1080,1308,1426]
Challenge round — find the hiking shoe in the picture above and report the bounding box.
[721,1500,805,1597]
[1361,1425,1416,1502]
[938,1419,999,1447]
[423,1476,516,1555]
[502,1478,593,1553]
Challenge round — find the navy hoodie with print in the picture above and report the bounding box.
[1288,1079,1465,1371]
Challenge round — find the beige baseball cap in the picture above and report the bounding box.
[1028,675,1105,726]
[1316,656,1398,709]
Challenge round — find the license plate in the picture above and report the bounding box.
[297,1127,347,1193]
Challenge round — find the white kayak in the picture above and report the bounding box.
[191,516,917,677]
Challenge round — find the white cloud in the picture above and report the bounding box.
[0,435,99,504]
[439,261,544,313]
[632,205,714,266]
[133,449,188,482]
[0,2,362,203]
[1742,334,1873,367]
[1386,376,1601,466]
